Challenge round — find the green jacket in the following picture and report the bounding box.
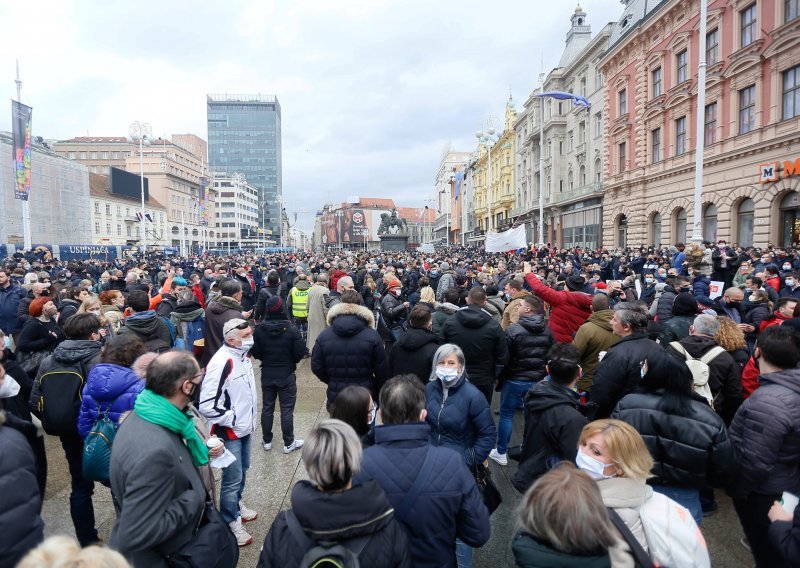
[512,533,612,568]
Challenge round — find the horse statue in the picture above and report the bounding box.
[378,208,409,235]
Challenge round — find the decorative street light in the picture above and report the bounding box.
[128,121,152,255]
[476,125,500,234]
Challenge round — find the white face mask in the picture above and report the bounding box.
[787,279,796,287]
[435,366,460,385]
[238,337,254,351]
[749,294,758,303]
[575,449,615,480]
[0,374,20,398]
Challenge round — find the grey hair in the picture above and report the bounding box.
[614,301,648,332]
[692,314,720,337]
[316,272,329,284]
[302,419,362,491]
[337,276,354,291]
[429,343,466,381]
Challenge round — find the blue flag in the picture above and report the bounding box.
[534,91,590,110]
[455,171,464,200]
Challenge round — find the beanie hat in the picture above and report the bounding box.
[265,296,286,319]
[440,262,450,271]
[387,280,402,290]
[672,292,698,317]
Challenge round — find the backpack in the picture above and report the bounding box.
[669,342,726,404]
[638,490,711,568]
[36,358,87,436]
[175,315,205,351]
[284,510,370,568]
[82,410,116,483]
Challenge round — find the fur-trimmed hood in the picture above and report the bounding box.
[326,302,375,328]
[434,301,459,315]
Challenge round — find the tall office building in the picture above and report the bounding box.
[207,94,282,241]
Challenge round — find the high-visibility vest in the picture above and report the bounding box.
[290,287,309,318]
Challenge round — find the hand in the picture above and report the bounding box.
[49,331,58,338]
[403,302,409,308]
[769,501,793,523]
[242,309,253,319]
[208,440,225,459]
[523,262,532,275]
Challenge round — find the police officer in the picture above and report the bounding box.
[287,273,311,341]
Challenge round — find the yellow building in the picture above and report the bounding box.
[474,96,517,234]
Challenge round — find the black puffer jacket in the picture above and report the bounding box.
[251,318,306,382]
[380,292,407,327]
[729,367,800,499]
[590,333,663,419]
[311,303,388,407]
[655,285,679,322]
[613,390,737,489]
[388,327,439,384]
[257,479,411,568]
[512,379,589,493]
[440,305,509,387]
[743,301,770,343]
[503,315,554,382]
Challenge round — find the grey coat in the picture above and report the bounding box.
[110,411,206,567]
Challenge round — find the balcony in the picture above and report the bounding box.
[551,181,603,205]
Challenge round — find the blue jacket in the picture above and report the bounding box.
[0,283,26,334]
[78,363,144,438]
[355,423,490,568]
[672,250,686,273]
[425,374,496,468]
[692,273,713,306]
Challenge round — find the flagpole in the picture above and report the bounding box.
[538,73,545,247]
[691,0,708,244]
[16,60,32,251]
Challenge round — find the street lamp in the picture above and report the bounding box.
[128,121,152,255]
[476,126,500,234]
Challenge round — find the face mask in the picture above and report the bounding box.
[435,366,460,385]
[761,258,768,264]
[238,337,254,351]
[787,279,796,287]
[645,278,654,284]
[784,265,792,271]
[392,288,402,297]
[749,294,758,303]
[183,380,198,400]
[575,449,615,480]
[0,374,20,398]
[88,309,101,316]
[368,406,377,425]
[3,336,10,350]
[430,270,439,277]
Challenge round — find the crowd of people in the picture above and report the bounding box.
[0,239,799,567]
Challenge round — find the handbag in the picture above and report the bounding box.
[167,496,239,568]
[472,452,502,514]
[82,410,116,484]
[18,349,52,374]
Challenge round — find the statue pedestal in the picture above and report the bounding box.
[379,234,409,252]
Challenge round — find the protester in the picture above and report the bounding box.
[18,536,130,568]
[305,272,330,350]
[330,385,375,445]
[117,289,174,352]
[431,287,460,338]
[16,298,65,375]
[571,293,617,391]
[0,268,27,345]
[656,292,698,344]
[201,279,250,366]
[388,304,440,385]
[523,264,592,343]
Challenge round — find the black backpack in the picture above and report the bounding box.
[284,510,370,568]
[36,358,87,436]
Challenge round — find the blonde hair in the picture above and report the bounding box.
[715,316,747,351]
[579,419,653,480]
[77,297,102,314]
[302,419,362,491]
[17,535,130,568]
[420,286,436,304]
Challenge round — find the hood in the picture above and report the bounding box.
[675,335,721,357]
[434,301,459,315]
[760,367,800,395]
[511,289,532,300]
[85,363,144,401]
[293,279,311,291]
[518,314,548,334]
[123,312,162,334]
[396,327,438,350]
[524,378,581,414]
[53,339,102,365]
[291,479,394,541]
[327,302,374,336]
[173,300,203,314]
[261,319,292,337]
[209,296,242,314]
[597,477,651,509]
[453,305,493,329]
[586,309,614,331]
[100,304,122,315]
[171,305,204,322]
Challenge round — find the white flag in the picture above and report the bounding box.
[485,225,527,253]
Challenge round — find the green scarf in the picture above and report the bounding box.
[134,389,209,466]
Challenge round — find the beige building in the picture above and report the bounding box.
[53,137,133,174]
[89,173,167,246]
[600,0,800,248]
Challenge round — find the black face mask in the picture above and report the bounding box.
[183,379,198,400]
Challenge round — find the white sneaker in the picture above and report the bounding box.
[283,439,304,454]
[489,448,508,466]
[263,441,272,451]
[229,517,253,547]
[239,501,258,523]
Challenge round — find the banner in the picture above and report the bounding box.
[199,177,209,225]
[709,281,724,300]
[485,224,527,253]
[11,100,32,201]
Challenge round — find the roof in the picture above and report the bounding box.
[356,197,396,208]
[88,173,166,209]
[397,206,436,223]
[59,137,130,144]
[608,0,669,49]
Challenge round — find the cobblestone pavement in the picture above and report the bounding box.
[41,358,754,567]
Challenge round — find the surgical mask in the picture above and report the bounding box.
[238,337,254,351]
[575,449,615,480]
[0,374,20,398]
[749,294,758,303]
[88,309,101,316]
[435,366,460,385]
[645,277,654,284]
[787,279,796,287]
[368,406,377,425]
[784,264,792,271]
[430,270,439,277]
[3,336,10,350]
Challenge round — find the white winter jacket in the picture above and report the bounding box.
[199,345,258,439]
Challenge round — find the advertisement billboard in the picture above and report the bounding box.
[11,100,32,201]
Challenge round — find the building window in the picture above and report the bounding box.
[675,116,687,155]
[126,226,132,237]
[705,103,718,144]
[594,112,602,137]
[80,152,87,159]
[102,152,109,159]
[116,206,121,216]
[703,204,718,242]
[676,208,687,242]
[618,142,627,173]
[618,89,627,115]
[94,202,100,214]
[783,65,800,120]
[738,198,755,247]
[651,213,662,245]
[788,0,800,22]
[595,158,602,183]
[68,151,76,159]
[707,28,719,65]
[91,152,98,160]
[676,50,688,84]
[652,67,662,97]
[105,203,111,215]
[741,4,757,47]
[596,68,604,89]
[94,222,100,234]
[116,225,122,237]
[739,85,756,133]
[112,152,120,159]
[651,128,661,163]
[106,223,111,235]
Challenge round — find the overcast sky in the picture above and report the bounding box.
[1,0,624,233]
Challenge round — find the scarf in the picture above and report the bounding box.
[134,389,209,466]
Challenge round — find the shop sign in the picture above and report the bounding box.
[760,159,800,183]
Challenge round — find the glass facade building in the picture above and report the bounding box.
[207,94,282,239]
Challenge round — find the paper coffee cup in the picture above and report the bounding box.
[781,491,799,514]
[206,436,221,449]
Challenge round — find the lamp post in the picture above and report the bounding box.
[691,0,708,243]
[476,127,500,235]
[128,121,152,255]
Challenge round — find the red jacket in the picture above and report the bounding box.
[759,311,790,332]
[192,283,206,309]
[741,356,760,398]
[524,273,592,343]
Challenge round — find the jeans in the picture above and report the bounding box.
[60,434,98,546]
[474,382,494,406]
[734,493,784,567]
[497,379,533,454]
[455,538,473,568]
[651,484,702,526]
[261,375,298,447]
[219,435,252,524]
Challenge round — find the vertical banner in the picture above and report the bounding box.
[11,100,33,201]
[198,176,209,225]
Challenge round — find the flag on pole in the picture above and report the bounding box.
[417,206,428,225]
[11,100,33,201]
[486,224,528,253]
[454,171,464,200]
[534,91,590,110]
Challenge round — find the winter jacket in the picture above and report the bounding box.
[258,479,411,568]
[356,423,490,568]
[666,335,741,424]
[0,412,44,567]
[78,363,144,438]
[656,315,694,345]
[640,284,657,307]
[431,302,458,339]
[198,345,258,440]
[743,301,770,343]
[435,271,457,301]
[286,278,312,318]
[441,305,509,387]
[524,273,592,343]
[380,292,408,327]
[691,273,713,306]
[769,503,800,567]
[729,367,800,499]
[306,283,330,351]
[58,298,81,324]
[779,285,800,300]
[200,296,243,367]
[590,333,663,419]
[598,477,652,555]
[485,293,506,324]
[503,315,554,382]
[501,289,532,330]
[572,309,617,390]
[388,326,439,384]
[655,285,679,322]
[760,310,792,332]
[168,301,204,342]
[118,311,173,348]
[311,302,388,408]
[15,317,64,354]
[16,290,35,326]
[512,534,611,568]
[254,283,284,322]
[0,282,26,334]
[234,274,256,312]
[512,378,589,493]
[250,318,306,382]
[613,390,737,489]
[425,373,496,468]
